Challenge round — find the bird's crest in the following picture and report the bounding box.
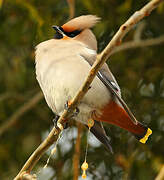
[62,15,101,32]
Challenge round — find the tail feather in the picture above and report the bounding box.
[95,101,152,143]
[89,121,113,153]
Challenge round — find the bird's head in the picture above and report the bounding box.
[52,15,100,50]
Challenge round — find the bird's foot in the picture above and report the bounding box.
[53,114,69,129]
[53,114,60,128]
[64,100,72,111]
[64,100,80,118]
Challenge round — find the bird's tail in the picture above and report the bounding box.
[89,121,113,153]
[96,101,152,143]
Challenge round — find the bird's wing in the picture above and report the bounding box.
[80,51,152,145]
[81,52,137,124]
[97,71,137,124]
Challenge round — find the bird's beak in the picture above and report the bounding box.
[52,25,63,35]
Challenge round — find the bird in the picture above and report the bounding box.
[35,15,152,153]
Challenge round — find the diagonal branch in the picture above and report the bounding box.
[0,92,43,137]
[14,0,164,179]
[155,165,164,180]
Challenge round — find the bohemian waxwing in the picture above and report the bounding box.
[35,15,152,153]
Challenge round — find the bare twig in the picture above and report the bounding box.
[0,92,43,137]
[97,0,163,65]
[14,0,163,179]
[111,35,164,55]
[0,0,3,9]
[0,93,11,102]
[67,0,75,19]
[0,92,25,102]
[155,165,164,180]
[73,122,83,180]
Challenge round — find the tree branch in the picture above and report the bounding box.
[155,165,164,180]
[14,0,164,179]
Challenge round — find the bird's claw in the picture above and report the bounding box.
[64,100,72,111]
[53,114,60,128]
[64,100,80,118]
[53,114,68,129]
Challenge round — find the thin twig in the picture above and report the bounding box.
[14,0,163,179]
[155,165,164,180]
[0,0,3,9]
[133,21,146,41]
[0,93,11,102]
[111,35,164,55]
[0,92,43,137]
[67,0,75,19]
[0,92,25,102]
[73,122,83,180]
[97,0,163,67]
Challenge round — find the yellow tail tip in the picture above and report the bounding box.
[139,128,152,144]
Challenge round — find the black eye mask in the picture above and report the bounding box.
[53,26,81,39]
[59,27,81,38]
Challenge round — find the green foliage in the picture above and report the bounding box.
[0,0,164,179]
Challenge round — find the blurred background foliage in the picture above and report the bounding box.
[0,0,164,179]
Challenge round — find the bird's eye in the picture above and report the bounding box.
[54,32,63,39]
[54,26,81,39]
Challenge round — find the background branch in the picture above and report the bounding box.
[133,21,146,41]
[111,35,164,55]
[73,122,83,180]
[14,0,164,179]
[0,92,43,137]
[67,0,75,19]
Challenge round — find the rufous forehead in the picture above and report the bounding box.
[61,25,77,32]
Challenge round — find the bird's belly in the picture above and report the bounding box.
[36,57,111,124]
